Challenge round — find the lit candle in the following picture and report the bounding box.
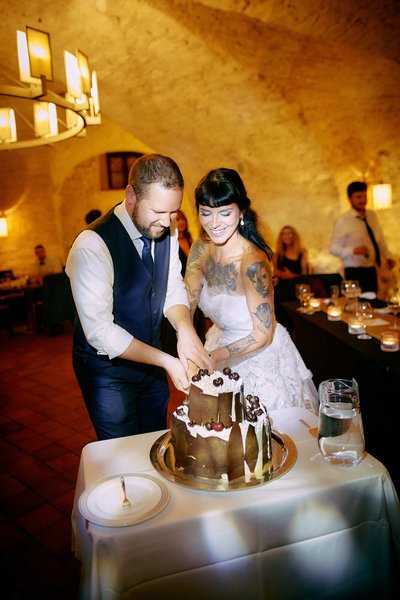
[309,298,321,310]
[348,317,365,335]
[380,331,399,352]
[327,305,342,321]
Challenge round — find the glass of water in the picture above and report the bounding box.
[318,378,365,466]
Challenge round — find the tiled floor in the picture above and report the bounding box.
[0,323,184,599]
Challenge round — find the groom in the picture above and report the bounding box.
[66,154,213,440]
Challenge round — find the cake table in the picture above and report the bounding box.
[72,406,400,600]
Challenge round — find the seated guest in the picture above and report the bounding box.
[273,226,309,327]
[32,244,63,285]
[274,225,309,280]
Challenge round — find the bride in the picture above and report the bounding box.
[184,167,318,413]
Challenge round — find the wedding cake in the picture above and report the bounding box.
[168,367,273,482]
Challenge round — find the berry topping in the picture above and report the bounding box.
[246,413,257,423]
[222,367,232,375]
[212,421,224,432]
[199,368,209,377]
[254,408,264,417]
[176,407,185,416]
[246,394,253,401]
[205,421,213,431]
[231,372,240,380]
[213,377,224,387]
[188,420,196,427]
[191,374,201,382]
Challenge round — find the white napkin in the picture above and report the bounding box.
[368,318,391,327]
[360,292,376,300]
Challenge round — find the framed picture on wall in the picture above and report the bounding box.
[106,152,144,189]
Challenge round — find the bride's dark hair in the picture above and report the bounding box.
[195,167,273,259]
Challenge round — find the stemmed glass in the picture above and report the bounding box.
[330,285,339,304]
[295,283,312,313]
[386,287,400,330]
[341,280,361,312]
[355,301,374,340]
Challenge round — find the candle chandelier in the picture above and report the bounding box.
[0,26,101,150]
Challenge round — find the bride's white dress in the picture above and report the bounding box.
[199,282,318,414]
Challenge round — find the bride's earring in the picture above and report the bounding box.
[240,215,244,227]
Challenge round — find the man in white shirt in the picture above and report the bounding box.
[66,154,213,440]
[330,181,395,292]
[33,244,63,284]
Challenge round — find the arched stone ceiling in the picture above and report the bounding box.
[1,0,399,262]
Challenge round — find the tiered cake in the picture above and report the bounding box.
[168,367,273,482]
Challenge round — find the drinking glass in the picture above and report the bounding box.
[386,287,400,330]
[341,280,361,312]
[295,283,311,313]
[318,379,365,466]
[354,301,374,340]
[330,285,339,303]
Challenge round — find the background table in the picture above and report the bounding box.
[72,407,400,600]
[281,300,400,492]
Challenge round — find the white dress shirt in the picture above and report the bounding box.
[330,208,392,268]
[33,255,64,278]
[65,200,188,359]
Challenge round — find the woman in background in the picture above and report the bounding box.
[274,225,308,280]
[176,210,193,275]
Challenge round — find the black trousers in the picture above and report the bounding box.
[73,359,169,440]
[344,266,378,293]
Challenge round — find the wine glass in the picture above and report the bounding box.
[330,285,339,304]
[386,287,400,330]
[295,283,311,313]
[341,280,361,312]
[355,301,374,339]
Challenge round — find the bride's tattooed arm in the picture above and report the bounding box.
[222,258,274,359]
[245,260,271,299]
[227,334,258,356]
[245,258,275,338]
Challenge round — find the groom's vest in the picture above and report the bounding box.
[72,205,170,381]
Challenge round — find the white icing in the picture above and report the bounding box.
[192,369,243,396]
[173,399,270,454]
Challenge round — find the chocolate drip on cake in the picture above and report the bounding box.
[262,422,273,474]
[244,425,258,473]
[227,422,245,481]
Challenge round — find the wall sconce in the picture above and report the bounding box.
[0,215,8,237]
[371,184,392,210]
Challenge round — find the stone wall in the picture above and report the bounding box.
[0,1,399,287]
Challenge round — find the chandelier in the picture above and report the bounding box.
[0,26,101,150]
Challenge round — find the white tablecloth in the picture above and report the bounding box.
[72,407,400,600]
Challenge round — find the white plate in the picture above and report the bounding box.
[78,473,170,527]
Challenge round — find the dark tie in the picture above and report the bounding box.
[140,236,154,274]
[358,216,381,267]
